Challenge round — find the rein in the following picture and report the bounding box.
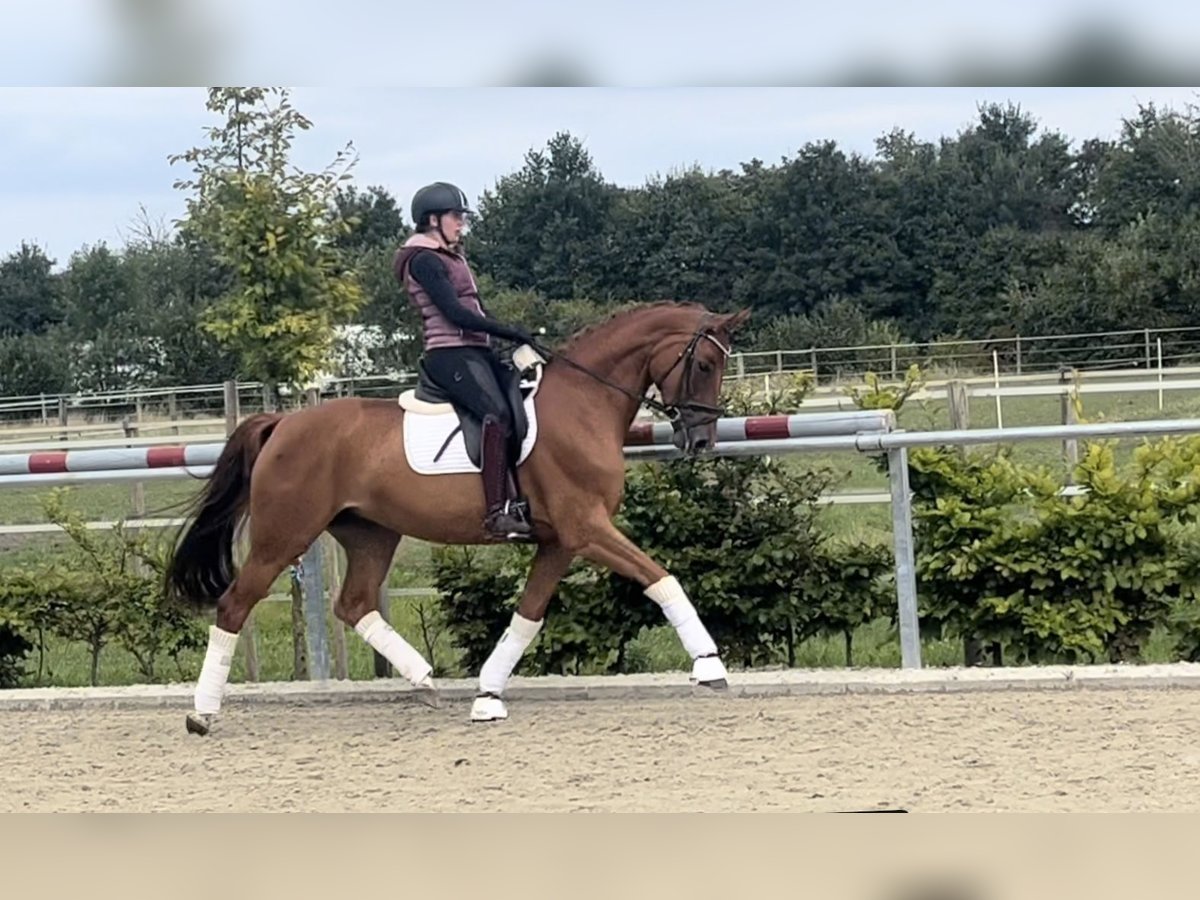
[527,319,730,424]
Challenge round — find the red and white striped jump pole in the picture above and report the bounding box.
[0,443,225,477]
[0,411,896,487]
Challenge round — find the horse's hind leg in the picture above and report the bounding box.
[186,548,302,736]
[328,515,439,706]
[187,492,340,736]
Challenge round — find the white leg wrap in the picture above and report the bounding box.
[354,611,433,685]
[478,612,543,696]
[194,625,239,716]
[645,575,718,659]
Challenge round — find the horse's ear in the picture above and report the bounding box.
[722,307,752,334]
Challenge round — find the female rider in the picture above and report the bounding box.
[393,181,538,541]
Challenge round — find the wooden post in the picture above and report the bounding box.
[57,396,68,442]
[323,534,348,680]
[223,380,240,435]
[992,350,1003,429]
[947,380,969,457]
[123,417,147,570]
[168,392,179,435]
[1158,337,1164,411]
[1060,367,1079,485]
[951,378,980,667]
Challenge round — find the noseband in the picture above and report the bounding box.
[651,325,730,426]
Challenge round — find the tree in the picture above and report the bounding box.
[0,333,73,397]
[734,141,903,320]
[0,242,61,336]
[169,87,366,402]
[332,184,408,254]
[119,233,239,387]
[470,131,617,299]
[58,243,162,392]
[601,166,751,306]
[1090,102,1200,235]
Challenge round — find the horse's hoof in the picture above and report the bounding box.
[185,712,214,736]
[691,654,729,689]
[470,695,508,722]
[413,675,442,709]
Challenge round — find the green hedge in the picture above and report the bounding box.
[431,453,895,674]
[910,437,1200,664]
[0,489,206,686]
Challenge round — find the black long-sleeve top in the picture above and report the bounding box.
[407,250,530,345]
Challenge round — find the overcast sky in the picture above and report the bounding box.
[3,86,1198,267]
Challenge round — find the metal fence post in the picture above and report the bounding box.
[887,445,922,669]
[299,542,331,681]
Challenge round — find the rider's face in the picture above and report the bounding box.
[434,210,468,243]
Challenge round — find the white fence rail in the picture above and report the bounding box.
[5,323,1200,429]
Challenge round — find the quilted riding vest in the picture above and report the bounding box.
[393,234,490,351]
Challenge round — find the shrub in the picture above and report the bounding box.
[0,489,206,686]
[909,437,1200,663]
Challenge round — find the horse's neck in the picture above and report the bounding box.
[546,315,674,437]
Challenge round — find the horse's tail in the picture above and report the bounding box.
[164,412,283,610]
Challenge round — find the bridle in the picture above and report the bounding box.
[530,317,731,426]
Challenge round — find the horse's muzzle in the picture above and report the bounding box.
[673,422,717,455]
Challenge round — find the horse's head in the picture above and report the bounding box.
[650,307,752,454]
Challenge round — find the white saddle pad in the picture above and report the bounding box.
[402,392,539,476]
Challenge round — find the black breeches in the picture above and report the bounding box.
[422,347,513,433]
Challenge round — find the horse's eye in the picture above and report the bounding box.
[698,361,713,374]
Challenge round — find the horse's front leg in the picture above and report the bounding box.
[471,541,575,722]
[574,516,728,689]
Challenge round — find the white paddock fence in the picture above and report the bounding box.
[3,358,1198,451]
[5,410,1200,676]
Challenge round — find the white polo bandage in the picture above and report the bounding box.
[479,612,544,695]
[645,575,718,659]
[194,625,239,715]
[354,611,433,685]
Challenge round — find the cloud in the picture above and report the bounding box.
[4,0,1200,86]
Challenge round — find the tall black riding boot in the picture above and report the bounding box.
[481,416,533,541]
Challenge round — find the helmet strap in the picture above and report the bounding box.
[434,213,460,250]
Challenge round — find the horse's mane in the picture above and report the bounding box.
[556,300,709,353]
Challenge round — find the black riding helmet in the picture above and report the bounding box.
[411,182,474,228]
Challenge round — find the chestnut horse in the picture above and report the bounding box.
[165,301,751,734]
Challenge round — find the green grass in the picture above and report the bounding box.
[19,601,1189,689]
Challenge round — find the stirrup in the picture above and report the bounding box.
[485,501,534,542]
